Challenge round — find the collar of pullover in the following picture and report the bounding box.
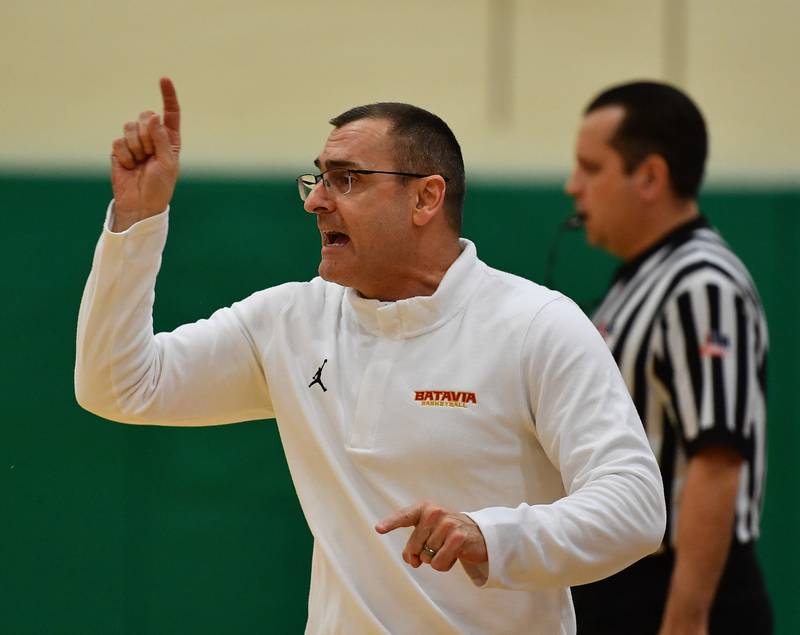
[345,238,483,339]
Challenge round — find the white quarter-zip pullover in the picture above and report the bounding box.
[75,206,665,635]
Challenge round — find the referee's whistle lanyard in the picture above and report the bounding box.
[542,214,605,315]
[543,214,582,287]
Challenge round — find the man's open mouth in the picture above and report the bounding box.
[323,231,350,246]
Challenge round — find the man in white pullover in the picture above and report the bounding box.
[75,78,665,634]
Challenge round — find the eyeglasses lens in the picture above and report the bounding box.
[298,175,316,201]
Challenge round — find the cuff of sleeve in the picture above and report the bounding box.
[685,427,751,459]
[105,200,170,235]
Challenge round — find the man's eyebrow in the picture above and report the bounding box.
[314,158,360,171]
[577,155,600,170]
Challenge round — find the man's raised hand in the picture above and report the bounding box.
[110,77,181,232]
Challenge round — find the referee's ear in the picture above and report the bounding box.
[635,154,670,203]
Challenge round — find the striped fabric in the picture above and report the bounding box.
[592,217,768,547]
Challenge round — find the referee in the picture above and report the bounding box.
[565,81,772,634]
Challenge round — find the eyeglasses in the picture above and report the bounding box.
[296,168,449,202]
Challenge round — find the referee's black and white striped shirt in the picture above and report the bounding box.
[592,216,768,549]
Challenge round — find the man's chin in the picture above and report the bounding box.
[318,261,348,286]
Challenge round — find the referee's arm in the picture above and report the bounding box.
[657,276,754,633]
[660,446,741,632]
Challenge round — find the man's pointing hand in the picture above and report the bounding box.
[376,501,488,572]
[111,77,181,232]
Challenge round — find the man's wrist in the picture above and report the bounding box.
[110,204,166,233]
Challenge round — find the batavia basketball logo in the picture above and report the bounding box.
[414,390,478,408]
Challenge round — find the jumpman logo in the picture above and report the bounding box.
[309,359,328,392]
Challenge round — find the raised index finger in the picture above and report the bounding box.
[159,77,180,135]
[375,503,423,534]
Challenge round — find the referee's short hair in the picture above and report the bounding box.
[330,103,466,233]
[585,81,708,201]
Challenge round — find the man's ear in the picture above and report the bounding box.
[635,154,670,202]
[412,175,447,227]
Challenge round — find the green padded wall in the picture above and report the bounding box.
[2,174,797,633]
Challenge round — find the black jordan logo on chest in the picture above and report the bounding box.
[309,359,328,392]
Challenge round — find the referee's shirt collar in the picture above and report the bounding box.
[612,215,710,284]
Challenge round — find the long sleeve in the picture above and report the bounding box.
[75,204,275,426]
[466,297,665,590]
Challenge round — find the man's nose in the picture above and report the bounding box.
[564,171,581,197]
[304,182,335,214]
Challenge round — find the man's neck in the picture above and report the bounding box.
[358,237,463,302]
[621,200,700,262]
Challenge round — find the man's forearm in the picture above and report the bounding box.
[659,446,742,634]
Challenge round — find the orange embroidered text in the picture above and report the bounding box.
[413,390,477,408]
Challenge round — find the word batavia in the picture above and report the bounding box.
[414,390,478,408]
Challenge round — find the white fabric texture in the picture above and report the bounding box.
[75,204,665,635]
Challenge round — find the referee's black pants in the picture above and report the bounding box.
[570,543,772,634]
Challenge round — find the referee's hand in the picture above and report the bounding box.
[110,77,181,232]
[376,501,488,572]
